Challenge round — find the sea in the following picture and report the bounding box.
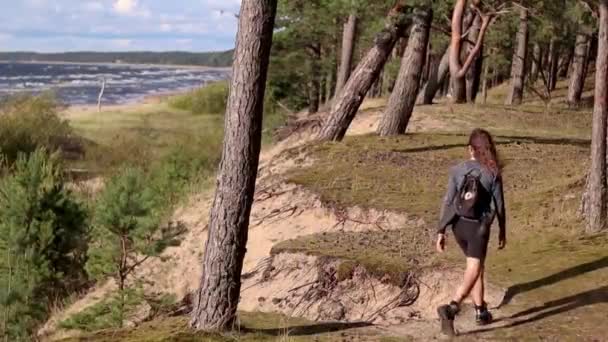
[0,62,231,105]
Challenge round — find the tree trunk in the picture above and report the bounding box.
[584,34,597,79]
[466,15,482,103]
[530,42,542,82]
[377,7,432,136]
[317,4,411,142]
[325,70,334,105]
[482,61,489,104]
[308,44,321,114]
[449,2,489,104]
[567,32,590,107]
[335,13,358,96]
[370,69,384,98]
[190,0,276,331]
[548,39,560,91]
[418,46,450,104]
[586,0,608,234]
[505,7,529,106]
[559,49,574,78]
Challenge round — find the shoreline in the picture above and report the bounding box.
[0,60,232,71]
[60,88,192,120]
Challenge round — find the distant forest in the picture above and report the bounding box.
[0,50,234,67]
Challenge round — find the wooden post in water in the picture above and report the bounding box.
[97,77,106,112]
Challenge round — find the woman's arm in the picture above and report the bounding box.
[438,169,458,234]
[493,175,507,247]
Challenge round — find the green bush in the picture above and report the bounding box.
[87,167,184,327]
[59,290,177,332]
[0,93,73,164]
[0,149,89,340]
[169,82,229,115]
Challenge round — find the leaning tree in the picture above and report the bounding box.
[190,0,277,331]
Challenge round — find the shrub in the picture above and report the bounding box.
[169,82,229,115]
[87,167,184,327]
[0,149,89,340]
[0,93,73,164]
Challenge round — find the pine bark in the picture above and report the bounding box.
[308,44,321,114]
[567,32,590,107]
[377,7,432,136]
[190,0,276,331]
[586,0,608,233]
[449,4,486,104]
[548,39,560,91]
[482,61,489,104]
[466,14,482,103]
[317,4,411,142]
[417,46,450,104]
[530,42,542,82]
[559,49,574,78]
[505,7,529,105]
[335,14,358,96]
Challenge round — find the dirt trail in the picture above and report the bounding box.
[43,102,495,340]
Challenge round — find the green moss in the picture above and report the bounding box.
[60,312,376,342]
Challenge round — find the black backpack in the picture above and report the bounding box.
[454,170,489,219]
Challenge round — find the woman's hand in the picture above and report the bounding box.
[436,234,446,253]
[498,235,507,250]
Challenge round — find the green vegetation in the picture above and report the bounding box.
[60,311,386,342]
[167,82,287,144]
[0,87,236,339]
[169,82,229,115]
[0,150,89,340]
[86,167,185,327]
[0,93,75,164]
[0,50,234,67]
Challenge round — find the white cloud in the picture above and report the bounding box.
[112,0,150,17]
[113,0,137,14]
[112,39,132,48]
[160,23,172,32]
[0,33,12,41]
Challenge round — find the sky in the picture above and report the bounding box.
[0,0,242,52]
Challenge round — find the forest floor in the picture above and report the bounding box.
[51,79,608,341]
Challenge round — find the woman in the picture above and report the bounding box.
[435,128,506,337]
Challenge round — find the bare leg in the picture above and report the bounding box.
[471,266,485,306]
[453,257,482,304]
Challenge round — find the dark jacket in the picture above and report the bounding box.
[437,160,506,236]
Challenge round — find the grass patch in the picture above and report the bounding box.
[168,82,229,115]
[59,312,378,342]
[280,121,588,290]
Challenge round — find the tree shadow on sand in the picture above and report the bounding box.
[462,285,608,336]
[497,256,608,308]
[245,321,372,336]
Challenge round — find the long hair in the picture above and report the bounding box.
[469,128,501,176]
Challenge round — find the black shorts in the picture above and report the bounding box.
[452,217,490,261]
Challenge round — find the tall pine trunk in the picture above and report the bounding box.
[377,7,432,136]
[505,7,529,106]
[317,4,411,142]
[481,62,490,104]
[559,49,574,78]
[449,4,484,104]
[586,0,608,233]
[308,44,321,114]
[530,42,542,82]
[567,32,590,107]
[190,0,277,331]
[548,39,560,91]
[466,15,482,103]
[417,46,450,104]
[335,14,358,96]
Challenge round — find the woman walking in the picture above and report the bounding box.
[435,128,506,336]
